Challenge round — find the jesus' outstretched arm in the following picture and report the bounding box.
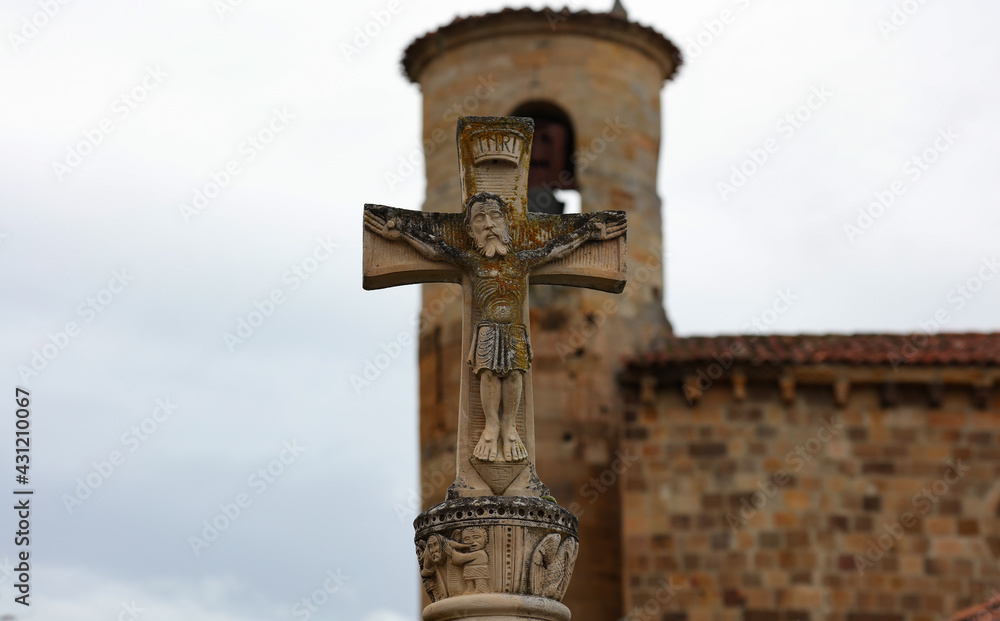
[364,209,462,264]
[521,210,626,268]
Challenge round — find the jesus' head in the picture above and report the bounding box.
[465,192,512,258]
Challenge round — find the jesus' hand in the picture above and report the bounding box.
[364,210,404,240]
[586,211,627,241]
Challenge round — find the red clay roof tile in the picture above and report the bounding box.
[943,595,1000,621]
[628,333,1000,367]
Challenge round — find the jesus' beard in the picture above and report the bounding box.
[475,228,512,258]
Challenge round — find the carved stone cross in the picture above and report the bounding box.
[363,116,626,498]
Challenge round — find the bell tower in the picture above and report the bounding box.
[402,6,681,618]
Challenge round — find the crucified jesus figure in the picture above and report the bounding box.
[364,192,625,462]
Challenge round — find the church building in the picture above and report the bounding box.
[400,5,1000,620]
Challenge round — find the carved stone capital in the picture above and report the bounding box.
[414,496,579,612]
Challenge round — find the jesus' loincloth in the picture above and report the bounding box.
[468,321,532,376]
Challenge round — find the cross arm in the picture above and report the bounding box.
[362,204,467,291]
[522,210,626,268]
[525,211,628,294]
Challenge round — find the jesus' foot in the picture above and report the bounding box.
[474,427,500,462]
[502,428,527,462]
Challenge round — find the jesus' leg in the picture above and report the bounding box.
[473,370,501,462]
[500,371,527,461]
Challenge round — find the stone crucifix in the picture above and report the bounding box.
[363,116,626,498]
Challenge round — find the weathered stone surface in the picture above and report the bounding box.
[364,115,627,498]
[618,365,1000,620]
[422,593,571,621]
[364,114,629,620]
[415,496,579,605]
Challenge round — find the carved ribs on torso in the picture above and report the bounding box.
[469,254,529,324]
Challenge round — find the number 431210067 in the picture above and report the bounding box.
[15,388,30,480]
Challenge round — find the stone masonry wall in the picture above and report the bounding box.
[620,368,1000,621]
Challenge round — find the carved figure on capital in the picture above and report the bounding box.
[417,528,492,602]
[529,533,578,601]
[446,527,490,595]
[417,534,449,602]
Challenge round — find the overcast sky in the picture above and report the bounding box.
[1,0,997,619]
